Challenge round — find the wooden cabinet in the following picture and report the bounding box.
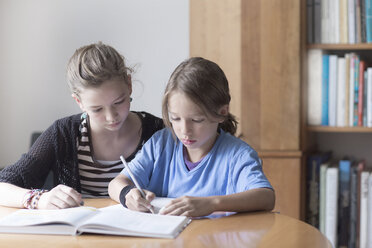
[190,0,304,219]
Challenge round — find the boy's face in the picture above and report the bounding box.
[75,78,132,132]
[168,91,222,161]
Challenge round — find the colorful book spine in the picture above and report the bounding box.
[358,61,365,126]
[337,159,351,247]
[322,55,329,125]
[354,57,360,126]
[366,0,372,42]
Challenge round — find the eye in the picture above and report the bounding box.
[92,108,102,113]
[169,116,180,122]
[192,118,204,123]
[114,99,125,105]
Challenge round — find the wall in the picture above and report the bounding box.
[0,0,189,167]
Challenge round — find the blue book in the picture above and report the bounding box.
[321,55,329,125]
[338,159,352,247]
[354,57,360,126]
[366,0,372,42]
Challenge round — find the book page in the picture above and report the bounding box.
[150,197,174,214]
[0,207,97,227]
[78,204,190,238]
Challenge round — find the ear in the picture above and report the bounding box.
[218,104,229,123]
[72,94,85,111]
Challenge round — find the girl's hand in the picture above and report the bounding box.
[37,184,82,209]
[125,188,155,213]
[159,196,216,217]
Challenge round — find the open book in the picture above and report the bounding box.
[0,199,190,239]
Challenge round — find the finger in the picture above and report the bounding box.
[144,190,155,202]
[57,185,82,206]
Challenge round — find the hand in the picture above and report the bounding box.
[159,196,215,217]
[125,188,155,213]
[37,184,82,209]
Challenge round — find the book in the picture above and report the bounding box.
[314,0,322,43]
[358,60,366,126]
[337,159,352,248]
[340,0,348,43]
[349,162,358,248]
[0,201,190,238]
[329,55,338,126]
[306,151,331,227]
[322,54,330,125]
[368,68,372,127]
[319,162,329,235]
[325,166,339,248]
[356,160,366,248]
[307,49,323,125]
[337,57,346,127]
[368,173,372,247]
[366,0,372,42]
[359,170,369,247]
[307,0,314,44]
[348,0,356,44]
[349,54,356,126]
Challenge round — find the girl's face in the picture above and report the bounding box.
[168,91,224,159]
[75,78,132,132]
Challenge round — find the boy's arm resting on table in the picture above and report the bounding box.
[108,174,155,212]
[0,182,82,209]
[159,188,275,217]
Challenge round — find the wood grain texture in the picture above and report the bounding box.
[0,199,332,248]
[190,0,303,219]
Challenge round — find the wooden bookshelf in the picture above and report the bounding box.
[308,43,372,50]
[308,126,372,133]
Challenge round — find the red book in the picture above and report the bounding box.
[358,61,365,126]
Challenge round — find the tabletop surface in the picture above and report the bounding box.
[0,198,331,248]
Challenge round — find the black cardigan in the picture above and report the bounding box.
[0,112,163,192]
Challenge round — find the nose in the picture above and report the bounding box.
[181,120,192,135]
[106,107,118,122]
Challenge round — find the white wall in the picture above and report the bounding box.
[0,0,189,167]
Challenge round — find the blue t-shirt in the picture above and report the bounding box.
[121,128,272,198]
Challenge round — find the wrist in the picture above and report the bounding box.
[23,189,48,209]
[119,185,135,207]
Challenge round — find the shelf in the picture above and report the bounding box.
[307,126,372,133]
[307,43,372,50]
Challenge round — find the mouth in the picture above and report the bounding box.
[181,139,196,145]
[107,121,121,128]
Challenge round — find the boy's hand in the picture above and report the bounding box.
[159,196,215,217]
[125,188,155,213]
[38,184,82,209]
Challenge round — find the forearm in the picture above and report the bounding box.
[211,188,275,213]
[108,174,134,203]
[0,182,30,208]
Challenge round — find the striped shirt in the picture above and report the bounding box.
[77,112,164,198]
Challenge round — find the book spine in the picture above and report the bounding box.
[322,0,330,43]
[349,54,355,126]
[307,0,314,43]
[358,60,365,126]
[338,160,351,247]
[322,55,330,125]
[307,49,323,125]
[349,164,358,248]
[329,55,338,126]
[366,0,372,42]
[357,0,363,43]
[319,163,328,234]
[361,0,367,42]
[363,70,368,126]
[344,54,350,126]
[340,0,349,43]
[325,167,339,248]
[314,0,322,43]
[337,57,346,127]
[354,57,360,126]
[359,171,369,248]
[368,68,372,127]
[348,0,356,43]
[367,174,372,248]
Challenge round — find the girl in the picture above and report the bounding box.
[0,42,163,210]
[109,57,275,217]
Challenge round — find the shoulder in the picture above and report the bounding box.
[49,113,82,136]
[217,130,259,160]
